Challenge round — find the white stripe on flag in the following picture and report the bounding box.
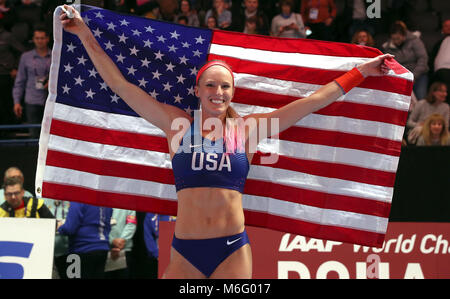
[48,134,172,169]
[210,44,369,70]
[43,166,178,200]
[232,102,405,141]
[53,103,165,137]
[248,165,393,203]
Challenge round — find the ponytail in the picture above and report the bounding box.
[225,106,245,153]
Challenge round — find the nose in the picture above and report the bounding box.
[215,85,223,95]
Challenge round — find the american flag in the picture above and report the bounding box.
[36,5,412,247]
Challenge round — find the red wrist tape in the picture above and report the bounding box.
[334,67,365,94]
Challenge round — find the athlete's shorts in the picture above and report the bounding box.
[171,230,250,277]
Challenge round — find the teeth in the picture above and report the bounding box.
[211,99,224,104]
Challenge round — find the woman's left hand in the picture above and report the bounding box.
[357,54,394,77]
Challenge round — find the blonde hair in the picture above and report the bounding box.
[225,106,245,153]
[351,30,375,47]
[421,113,449,145]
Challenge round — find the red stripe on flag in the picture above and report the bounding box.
[251,153,396,187]
[212,30,383,58]
[279,127,402,156]
[42,182,178,216]
[243,210,385,247]
[45,150,175,185]
[243,179,391,218]
[50,119,169,153]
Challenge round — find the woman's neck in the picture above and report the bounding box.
[200,111,226,138]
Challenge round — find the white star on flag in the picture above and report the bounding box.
[66,42,76,52]
[163,81,173,91]
[64,63,73,73]
[85,88,96,99]
[62,84,71,94]
[107,22,116,31]
[138,77,148,87]
[74,76,84,86]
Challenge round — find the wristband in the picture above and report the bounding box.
[334,67,365,94]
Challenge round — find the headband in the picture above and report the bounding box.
[195,60,234,86]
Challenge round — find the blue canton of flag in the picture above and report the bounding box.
[57,6,212,117]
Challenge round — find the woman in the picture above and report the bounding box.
[382,22,429,100]
[351,29,375,47]
[416,113,450,146]
[407,82,449,144]
[174,0,200,27]
[60,5,392,278]
[205,15,218,30]
[270,0,306,38]
[204,0,231,30]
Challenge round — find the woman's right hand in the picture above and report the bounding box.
[59,5,88,37]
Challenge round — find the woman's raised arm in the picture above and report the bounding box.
[59,5,188,133]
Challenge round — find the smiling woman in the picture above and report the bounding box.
[59,4,392,279]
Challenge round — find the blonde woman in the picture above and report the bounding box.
[407,81,449,144]
[60,5,392,278]
[416,113,450,146]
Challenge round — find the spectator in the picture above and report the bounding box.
[139,1,162,20]
[244,15,259,35]
[0,176,54,218]
[44,198,70,279]
[343,0,376,41]
[105,208,137,279]
[430,19,450,104]
[0,19,26,132]
[351,29,375,47]
[174,0,200,27]
[205,0,232,30]
[206,14,218,29]
[57,202,113,279]
[270,0,306,38]
[13,25,51,138]
[382,22,429,100]
[230,0,269,35]
[0,166,33,205]
[177,15,188,25]
[416,113,450,146]
[407,81,449,144]
[300,0,336,41]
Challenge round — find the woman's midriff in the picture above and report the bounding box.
[174,187,245,239]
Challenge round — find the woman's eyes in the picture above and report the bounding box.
[206,83,230,89]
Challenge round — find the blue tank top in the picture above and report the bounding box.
[171,121,250,193]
